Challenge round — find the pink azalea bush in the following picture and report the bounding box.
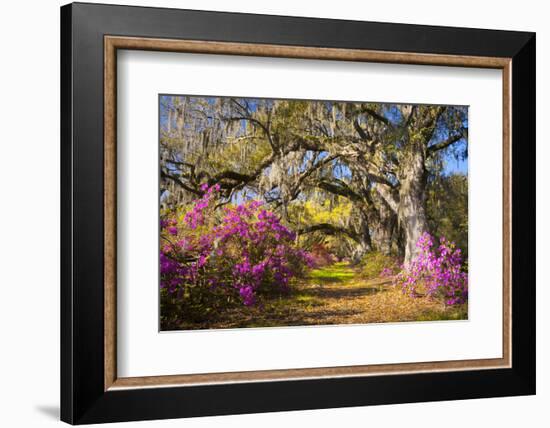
[394,232,468,306]
[160,184,312,324]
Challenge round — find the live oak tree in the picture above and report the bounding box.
[349,104,467,265]
[160,96,467,265]
[291,101,467,264]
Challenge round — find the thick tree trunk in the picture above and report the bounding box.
[373,225,393,255]
[370,199,396,255]
[351,210,372,263]
[399,144,428,266]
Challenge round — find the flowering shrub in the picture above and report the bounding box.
[160,184,312,325]
[394,232,468,306]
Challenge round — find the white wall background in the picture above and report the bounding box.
[0,0,546,426]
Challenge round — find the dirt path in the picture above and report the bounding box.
[203,262,467,329]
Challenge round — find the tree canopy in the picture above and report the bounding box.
[160,95,468,265]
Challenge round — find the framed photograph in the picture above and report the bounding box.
[61,2,535,424]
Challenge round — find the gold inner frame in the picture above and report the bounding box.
[104,35,512,391]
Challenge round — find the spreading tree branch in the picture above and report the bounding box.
[373,183,399,214]
[297,223,360,243]
[427,132,466,155]
[316,180,363,202]
[360,107,391,127]
[160,170,202,196]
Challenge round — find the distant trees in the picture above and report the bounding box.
[427,174,468,258]
[160,96,467,265]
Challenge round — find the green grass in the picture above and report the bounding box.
[308,262,356,283]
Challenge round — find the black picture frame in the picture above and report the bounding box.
[61,2,535,424]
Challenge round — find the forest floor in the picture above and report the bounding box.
[185,262,468,330]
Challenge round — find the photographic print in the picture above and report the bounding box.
[159,95,468,331]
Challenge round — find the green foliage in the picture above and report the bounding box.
[291,199,355,258]
[426,174,468,258]
[358,251,401,279]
